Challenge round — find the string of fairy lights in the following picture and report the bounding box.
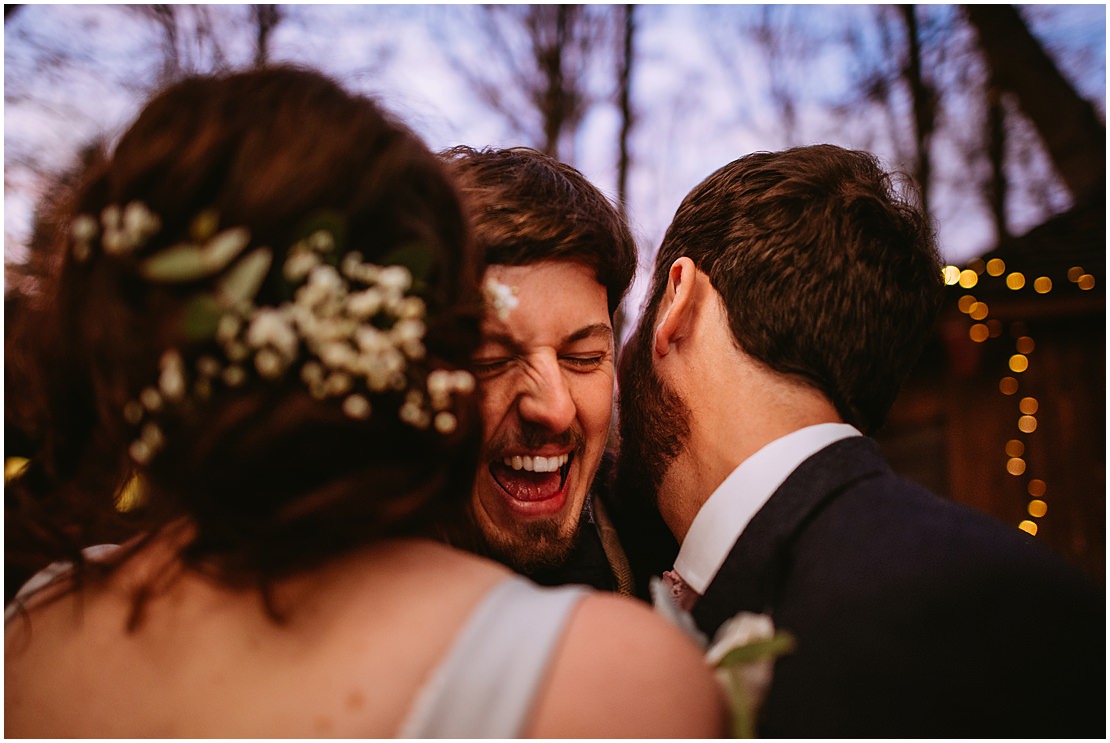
[944,257,1097,537]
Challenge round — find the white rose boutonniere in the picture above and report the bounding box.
[650,577,795,738]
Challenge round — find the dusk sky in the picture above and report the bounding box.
[5,4,1106,323]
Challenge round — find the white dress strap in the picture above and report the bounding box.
[4,544,120,626]
[398,575,588,738]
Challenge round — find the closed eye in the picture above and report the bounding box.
[471,358,513,379]
[560,354,606,371]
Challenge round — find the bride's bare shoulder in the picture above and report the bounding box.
[529,591,727,738]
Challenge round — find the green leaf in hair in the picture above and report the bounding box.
[139,227,252,282]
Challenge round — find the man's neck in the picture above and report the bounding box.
[659,382,841,543]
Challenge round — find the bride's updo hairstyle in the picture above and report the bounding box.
[7,67,484,605]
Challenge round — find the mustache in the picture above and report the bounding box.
[487,423,583,455]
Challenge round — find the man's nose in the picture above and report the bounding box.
[517,356,575,432]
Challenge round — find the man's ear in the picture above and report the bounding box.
[654,257,699,356]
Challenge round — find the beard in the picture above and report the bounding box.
[614,317,692,518]
[477,511,579,574]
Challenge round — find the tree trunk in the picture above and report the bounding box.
[963,4,1105,204]
[252,5,281,68]
[897,5,934,216]
[985,84,1009,242]
[614,4,636,345]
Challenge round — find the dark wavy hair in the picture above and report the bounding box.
[644,144,943,433]
[439,146,636,319]
[5,66,485,619]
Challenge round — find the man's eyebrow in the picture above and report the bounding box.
[563,323,613,346]
[477,330,526,355]
[477,323,613,353]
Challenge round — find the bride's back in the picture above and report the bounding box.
[5,539,511,737]
[7,536,723,738]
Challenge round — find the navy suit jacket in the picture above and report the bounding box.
[692,436,1104,737]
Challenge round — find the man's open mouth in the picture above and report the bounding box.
[489,452,572,503]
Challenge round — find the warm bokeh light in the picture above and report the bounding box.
[957,295,977,313]
[1018,520,1038,536]
[1009,354,1028,373]
[999,376,1019,395]
[114,473,147,513]
[1018,415,1037,433]
[1006,272,1026,290]
[968,301,989,320]
[1028,499,1048,518]
[1019,396,1038,415]
[959,269,978,289]
[4,456,30,484]
[1004,439,1024,458]
[969,323,989,342]
[986,258,1005,277]
[1067,266,1084,282]
[943,265,961,285]
[1078,274,1096,290]
[1006,457,1027,476]
[1028,479,1046,497]
[1033,276,1053,294]
[1015,336,1035,354]
[968,258,986,275]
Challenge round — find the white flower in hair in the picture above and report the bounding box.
[284,250,321,282]
[482,277,519,321]
[84,202,476,466]
[159,350,187,403]
[347,288,384,319]
[247,309,299,362]
[378,265,412,293]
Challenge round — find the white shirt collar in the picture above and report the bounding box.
[673,422,861,594]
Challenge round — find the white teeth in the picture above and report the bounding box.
[502,453,569,473]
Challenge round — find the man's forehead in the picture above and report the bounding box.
[479,262,612,348]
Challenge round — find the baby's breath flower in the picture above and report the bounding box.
[71,215,98,243]
[124,400,144,425]
[397,296,425,320]
[196,356,222,378]
[159,350,187,402]
[301,360,325,386]
[284,250,320,282]
[347,287,384,319]
[83,202,475,465]
[342,394,371,419]
[222,365,247,387]
[254,348,285,379]
[123,201,161,245]
[324,372,353,396]
[378,265,412,293]
[217,314,242,345]
[140,387,163,412]
[247,309,298,361]
[434,411,457,434]
[307,230,334,253]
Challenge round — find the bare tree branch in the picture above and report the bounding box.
[252,4,282,67]
[963,4,1105,204]
[897,5,936,215]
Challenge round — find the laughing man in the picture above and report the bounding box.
[440,146,636,593]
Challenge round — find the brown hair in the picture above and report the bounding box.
[439,146,636,318]
[6,67,485,609]
[644,144,943,433]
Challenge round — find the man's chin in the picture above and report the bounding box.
[479,518,578,574]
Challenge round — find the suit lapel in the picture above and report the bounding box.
[692,436,890,635]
